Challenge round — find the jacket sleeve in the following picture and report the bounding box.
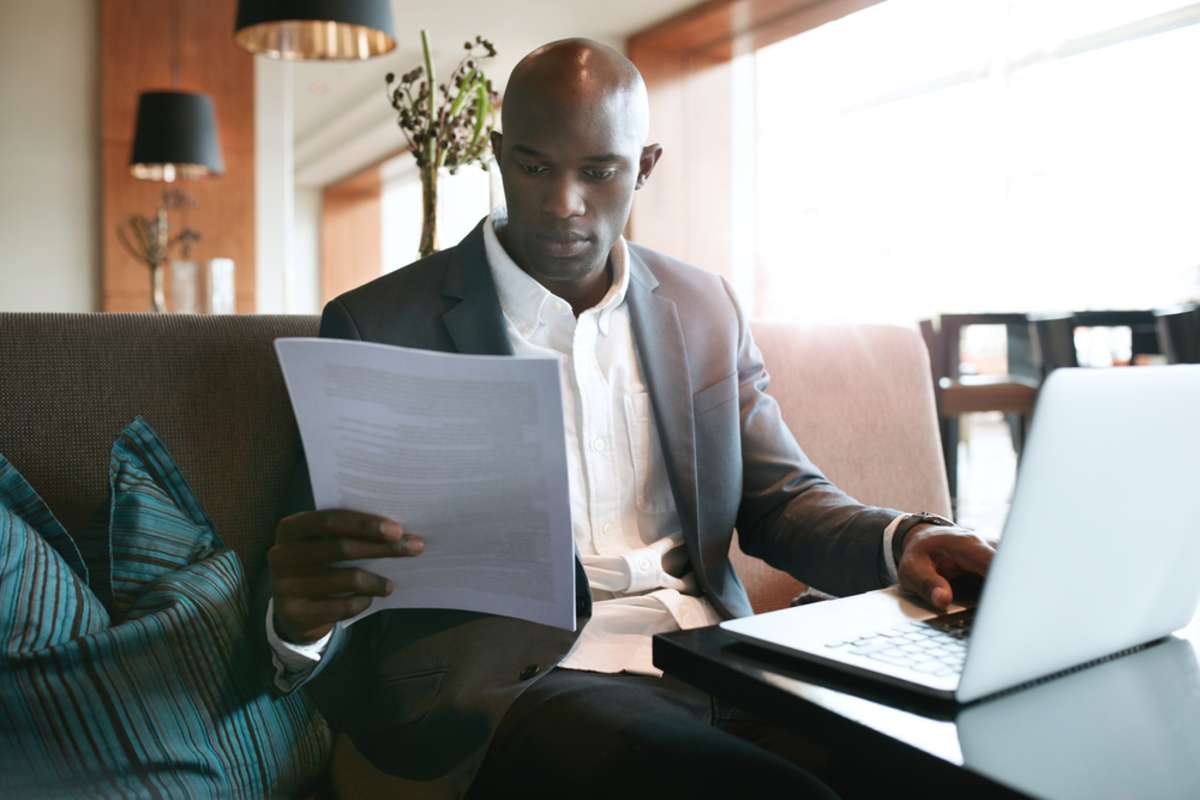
[724,278,903,597]
[255,298,364,696]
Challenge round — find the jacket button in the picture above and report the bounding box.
[519,664,540,681]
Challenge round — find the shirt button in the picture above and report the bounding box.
[519,664,540,681]
[602,522,614,535]
[639,556,654,573]
[592,437,608,453]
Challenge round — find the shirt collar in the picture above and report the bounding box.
[483,209,629,338]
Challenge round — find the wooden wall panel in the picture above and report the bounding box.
[100,0,255,312]
[320,164,383,306]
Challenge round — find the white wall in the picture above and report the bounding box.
[290,187,321,313]
[0,1,98,312]
[255,58,293,314]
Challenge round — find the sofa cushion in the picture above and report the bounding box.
[0,454,110,648]
[0,418,331,797]
[105,417,221,620]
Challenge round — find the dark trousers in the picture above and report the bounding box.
[466,668,841,799]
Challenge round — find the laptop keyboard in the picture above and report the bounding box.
[823,609,976,677]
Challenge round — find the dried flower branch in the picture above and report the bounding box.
[385,32,499,175]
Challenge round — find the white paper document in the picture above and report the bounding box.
[275,337,575,631]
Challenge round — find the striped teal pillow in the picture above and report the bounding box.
[105,415,220,620]
[0,417,331,797]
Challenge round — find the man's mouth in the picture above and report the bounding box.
[534,232,591,258]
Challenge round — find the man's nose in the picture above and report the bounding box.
[543,175,585,219]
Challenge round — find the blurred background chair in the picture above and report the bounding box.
[919,315,1038,513]
[1030,309,1169,376]
[1028,312,1079,378]
[1155,304,1200,364]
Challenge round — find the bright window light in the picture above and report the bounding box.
[380,158,500,272]
[753,0,1200,324]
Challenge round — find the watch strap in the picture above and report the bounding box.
[891,512,956,566]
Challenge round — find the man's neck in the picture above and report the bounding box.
[543,263,613,318]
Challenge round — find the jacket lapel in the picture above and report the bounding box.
[440,221,514,357]
[625,249,700,550]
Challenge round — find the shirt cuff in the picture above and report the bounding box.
[882,514,907,584]
[265,597,334,690]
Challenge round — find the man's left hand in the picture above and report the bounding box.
[897,525,996,611]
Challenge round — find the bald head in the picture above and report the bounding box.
[502,38,650,144]
[489,38,663,310]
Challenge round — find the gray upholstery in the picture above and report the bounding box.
[1,311,950,796]
[0,312,318,582]
[0,313,947,613]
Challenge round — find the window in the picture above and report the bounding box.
[750,0,1200,324]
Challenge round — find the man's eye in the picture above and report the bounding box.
[520,163,549,175]
[584,168,617,180]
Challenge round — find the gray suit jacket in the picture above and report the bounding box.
[271,220,900,795]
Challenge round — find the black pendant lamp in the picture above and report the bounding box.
[130,91,224,181]
[129,0,224,182]
[235,0,397,60]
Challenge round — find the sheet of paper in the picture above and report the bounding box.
[275,337,575,631]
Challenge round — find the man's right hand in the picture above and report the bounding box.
[269,509,424,645]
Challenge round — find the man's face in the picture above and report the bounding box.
[491,89,652,286]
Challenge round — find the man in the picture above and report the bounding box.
[263,39,994,798]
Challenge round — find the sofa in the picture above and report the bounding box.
[0,312,950,796]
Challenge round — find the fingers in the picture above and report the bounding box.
[271,565,398,642]
[269,533,424,569]
[275,594,376,639]
[276,509,406,543]
[945,535,995,576]
[270,510,425,643]
[274,567,394,600]
[901,531,996,609]
[903,557,954,610]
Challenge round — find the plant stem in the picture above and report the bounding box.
[420,29,437,168]
[449,68,478,118]
[469,83,488,149]
[419,162,438,258]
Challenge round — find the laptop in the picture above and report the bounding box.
[720,365,1200,703]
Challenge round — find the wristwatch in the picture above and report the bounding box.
[892,511,956,566]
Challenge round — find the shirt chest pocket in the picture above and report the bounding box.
[623,392,677,514]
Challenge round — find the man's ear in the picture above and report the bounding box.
[490,131,504,167]
[635,143,664,190]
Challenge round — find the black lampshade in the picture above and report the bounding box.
[234,0,397,60]
[129,91,224,181]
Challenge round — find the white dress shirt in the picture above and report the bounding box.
[266,209,905,687]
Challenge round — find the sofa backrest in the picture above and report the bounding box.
[0,313,948,608]
[734,322,951,611]
[0,313,318,582]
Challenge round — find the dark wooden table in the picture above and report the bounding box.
[654,611,1200,799]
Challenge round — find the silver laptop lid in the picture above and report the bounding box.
[958,365,1200,702]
